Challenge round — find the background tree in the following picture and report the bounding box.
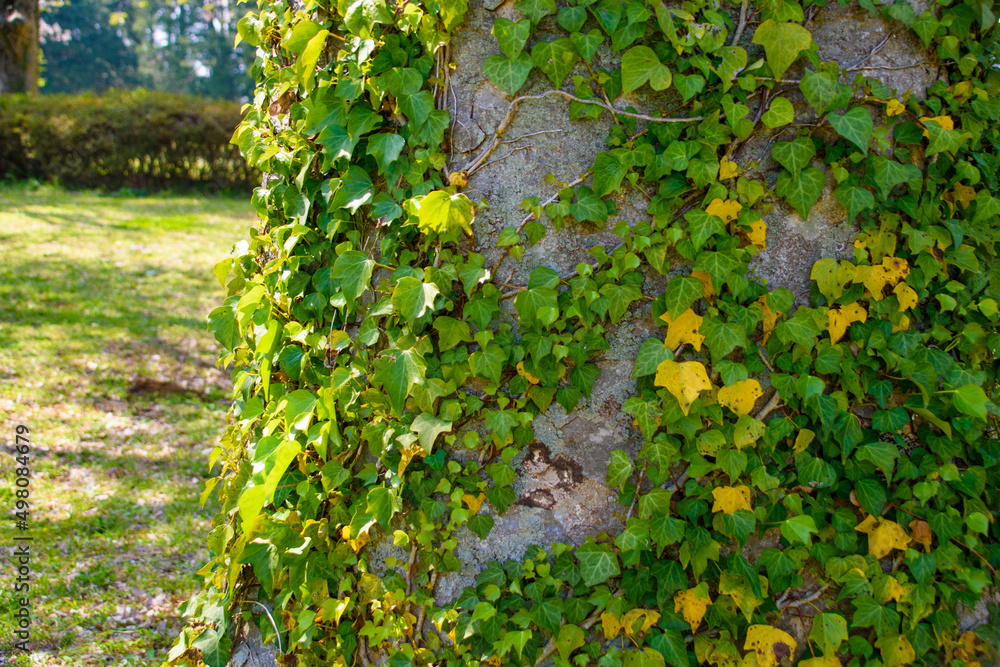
[0,0,39,93]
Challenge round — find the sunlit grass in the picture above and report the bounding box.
[0,182,253,665]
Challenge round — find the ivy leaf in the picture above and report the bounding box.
[570,29,604,64]
[366,133,405,174]
[621,45,672,94]
[468,514,494,539]
[191,628,230,667]
[854,478,887,515]
[663,275,704,318]
[951,384,989,419]
[576,540,620,586]
[623,397,662,441]
[852,595,901,635]
[701,318,745,361]
[593,152,627,197]
[693,251,740,291]
[871,156,921,199]
[492,17,530,58]
[761,96,794,128]
[343,0,392,35]
[607,449,634,489]
[776,167,825,218]
[771,138,816,175]
[378,349,426,416]
[711,485,752,514]
[433,316,471,350]
[751,20,813,81]
[686,209,726,252]
[470,343,507,383]
[632,338,674,379]
[650,630,688,667]
[332,165,374,213]
[514,0,556,23]
[557,5,586,32]
[809,613,849,655]
[835,185,875,223]
[392,276,440,322]
[410,413,452,453]
[569,186,608,224]
[925,121,967,156]
[514,286,559,327]
[876,635,917,667]
[780,515,818,545]
[531,39,578,88]
[718,379,763,416]
[418,190,475,235]
[744,625,798,667]
[800,68,845,114]
[483,53,534,95]
[654,360,713,416]
[331,250,375,303]
[855,515,910,559]
[828,106,874,154]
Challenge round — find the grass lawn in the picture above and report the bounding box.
[0,182,254,665]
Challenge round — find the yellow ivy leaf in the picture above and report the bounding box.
[720,155,741,179]
[758,297,778,342]
[855,515,911,559]
[853,257,909,300]
[746,220,767,250]
[706,198,743,222]
[674,587,712,630]
[660,308,706,352]
[953,182,976,208]
[892,314,910,333]
[841,302,868,323]
[621,609,661,639]
[516,361,540,385]
[828,308,851,344]
[886,99,905,116]
[920,114,954,137]
[719,571,766,622]
[655,360,713,416]
[712,485,752,514]
[879,576,910,604]
[799,658,841,667]
[692,270,717,301]
[601,611,623,640]
[462,493,486,515]
[878,634,916,667]
[448,170,468,187]
[717,379,763,416]
[744,625,798,667]
[894,283,918,311]
[793,428,815,454]
[341,524,371,553]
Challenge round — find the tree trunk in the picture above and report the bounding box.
[0,0,39,94]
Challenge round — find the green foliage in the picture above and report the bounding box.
[0,90,253,190]
[169,0,1000,665]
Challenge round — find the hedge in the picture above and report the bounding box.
[0,89,256,190]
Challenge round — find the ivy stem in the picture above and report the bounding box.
[730,0,749,47]
[625,461,648,521]
[754,389,782,420]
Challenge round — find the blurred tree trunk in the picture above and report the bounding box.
[0,0,39,94]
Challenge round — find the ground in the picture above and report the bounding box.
[0,182,253,665]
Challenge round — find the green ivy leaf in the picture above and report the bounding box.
[570,29,604,64]
[854,478,887,515]
[593,152,627,197]
[751,20,813,81]
[492,17,530,58]
[871,156,922,199]
[780,515,818,545]
[392,276,440,322]
[776,167,825,218]
[632,338,674,378]
[835,185,875,223]
[331,250,375,303]
[828,106,874,154]
[686,210,726,252]
[693,251,740,291]
[556,625,586,661]
[623,397,661,441]
[771,137,816,175]
[663,275,704,318]
[410,413,452,453]
[531,39,578,88]
[650,630,688,667]
[483,53,534,95]
[926,120,967,155]
[366,133,405,174]
[621,45,672,94]
[951,385,989,418]
[569,186,608,224]
[607,449,634,489]
[468,514,494,539]
[852,595,901,635]
[809,612,849,655]
[378,349,426,416]
[332,165,374,213]
[433,316,472,350]
[366,486,399,527]
[557,6,586,32]
[343,0,392,35]
[761,96,795,128]
[514,0,556,23]
[576,540,621,586]
[417,190,475,235]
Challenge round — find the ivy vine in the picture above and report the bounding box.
[167,0,1000,665]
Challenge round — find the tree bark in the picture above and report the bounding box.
[0,0,39,94]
